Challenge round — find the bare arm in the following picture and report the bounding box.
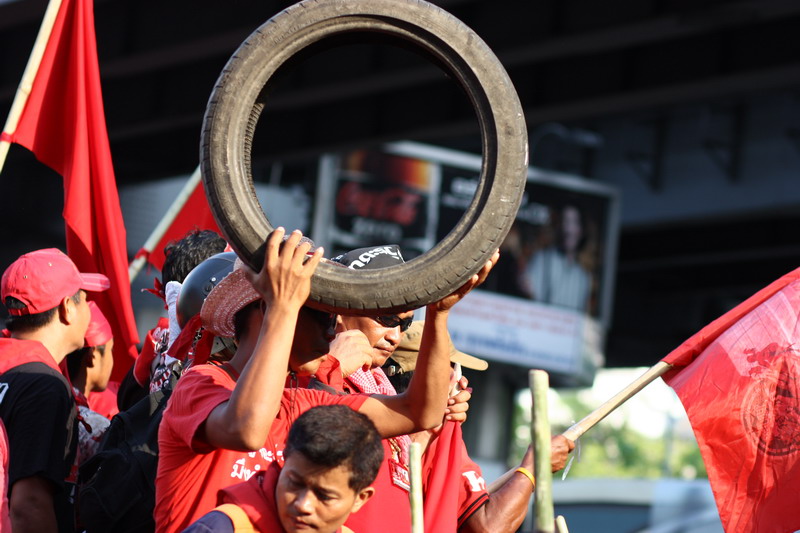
[10,477,57,533]
[465,437,575,533]
[201,229,323,450]
[360,252,499,437]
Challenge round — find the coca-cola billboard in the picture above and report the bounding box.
[316,142,619,384]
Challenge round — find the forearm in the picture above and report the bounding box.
[403,307,452,429]
[10,479,58,533]
[11,507,57,533]
[360,309,452,437]
[209,303,299,450]
[460,474,533,533]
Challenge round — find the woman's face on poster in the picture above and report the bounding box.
[561,205,583,252]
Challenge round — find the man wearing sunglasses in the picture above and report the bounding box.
[329,246,417,374]
[307,245,474,533]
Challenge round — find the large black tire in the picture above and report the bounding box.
[201,0,528,314]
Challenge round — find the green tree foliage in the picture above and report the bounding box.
[509,388,707,479]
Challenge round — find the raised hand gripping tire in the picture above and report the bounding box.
[201,0,528,314]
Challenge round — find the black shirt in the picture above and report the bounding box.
[0,361,78,533]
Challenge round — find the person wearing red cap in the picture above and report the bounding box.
[65,301,115,466]
[0,248,109,533]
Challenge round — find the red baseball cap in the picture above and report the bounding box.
[84,301,113,347]
[1,248,110,316]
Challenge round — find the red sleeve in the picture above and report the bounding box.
[294,356,346,391]
[162,365,235,453]
[456,445,489,527]
[265,388,370,450]
[133,328,156,386]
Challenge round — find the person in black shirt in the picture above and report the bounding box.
[0,248,110,533]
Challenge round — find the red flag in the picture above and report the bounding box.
[662,267,800,533]
[420,421,464,531]
[4,0,139,380]
[136,175,221,271]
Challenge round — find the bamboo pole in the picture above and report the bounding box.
[127,165,203,281]
[531,369,554,533]
[409,441,424,533]
[561,361,672,442]
[0,0,64,175]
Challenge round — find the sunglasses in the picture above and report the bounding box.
[374,314,414,332]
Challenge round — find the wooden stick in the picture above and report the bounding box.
[0,0,64,175]
[555,515,570,533]
[561,361,673,442]
[409,441,424,533]
[127,165,202,281]
[531,369,554,533]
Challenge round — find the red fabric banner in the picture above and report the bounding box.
[420,421,462,531]
[6,0,139,380]
[144,178,221,271]
[662,267,800,533]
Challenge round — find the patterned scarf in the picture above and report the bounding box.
[346,367,410,464]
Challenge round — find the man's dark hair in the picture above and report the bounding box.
[284,405,383,492]
[5,291,81,333]
[161,229,226,285]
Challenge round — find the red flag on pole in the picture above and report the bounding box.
[3,0,139,380]
[133,169,222,272]
[661,267,800,533]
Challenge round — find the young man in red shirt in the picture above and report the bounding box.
[154,229,493,532]
[184,404,384,533]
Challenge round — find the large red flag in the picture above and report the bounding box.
[3,0,139,380]
[662,267,800,533]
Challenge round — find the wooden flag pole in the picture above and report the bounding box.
[0,0,64,175]
[531,369,554,533]
[409,441,424,533]
[561,361,673,442]
[127,165,203,282]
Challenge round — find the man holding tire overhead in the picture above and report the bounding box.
[311,245,572,532]
[154,229,497,533]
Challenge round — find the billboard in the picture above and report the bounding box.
[315,142,620,384]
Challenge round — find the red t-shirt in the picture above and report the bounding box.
[309,359,412,533]
[154,364,368,533]
[419,421,489,530]
[342,437,411,533]
[87,381,120,419]
[455,437,489,527]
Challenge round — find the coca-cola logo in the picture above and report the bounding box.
[336,181,421,226]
